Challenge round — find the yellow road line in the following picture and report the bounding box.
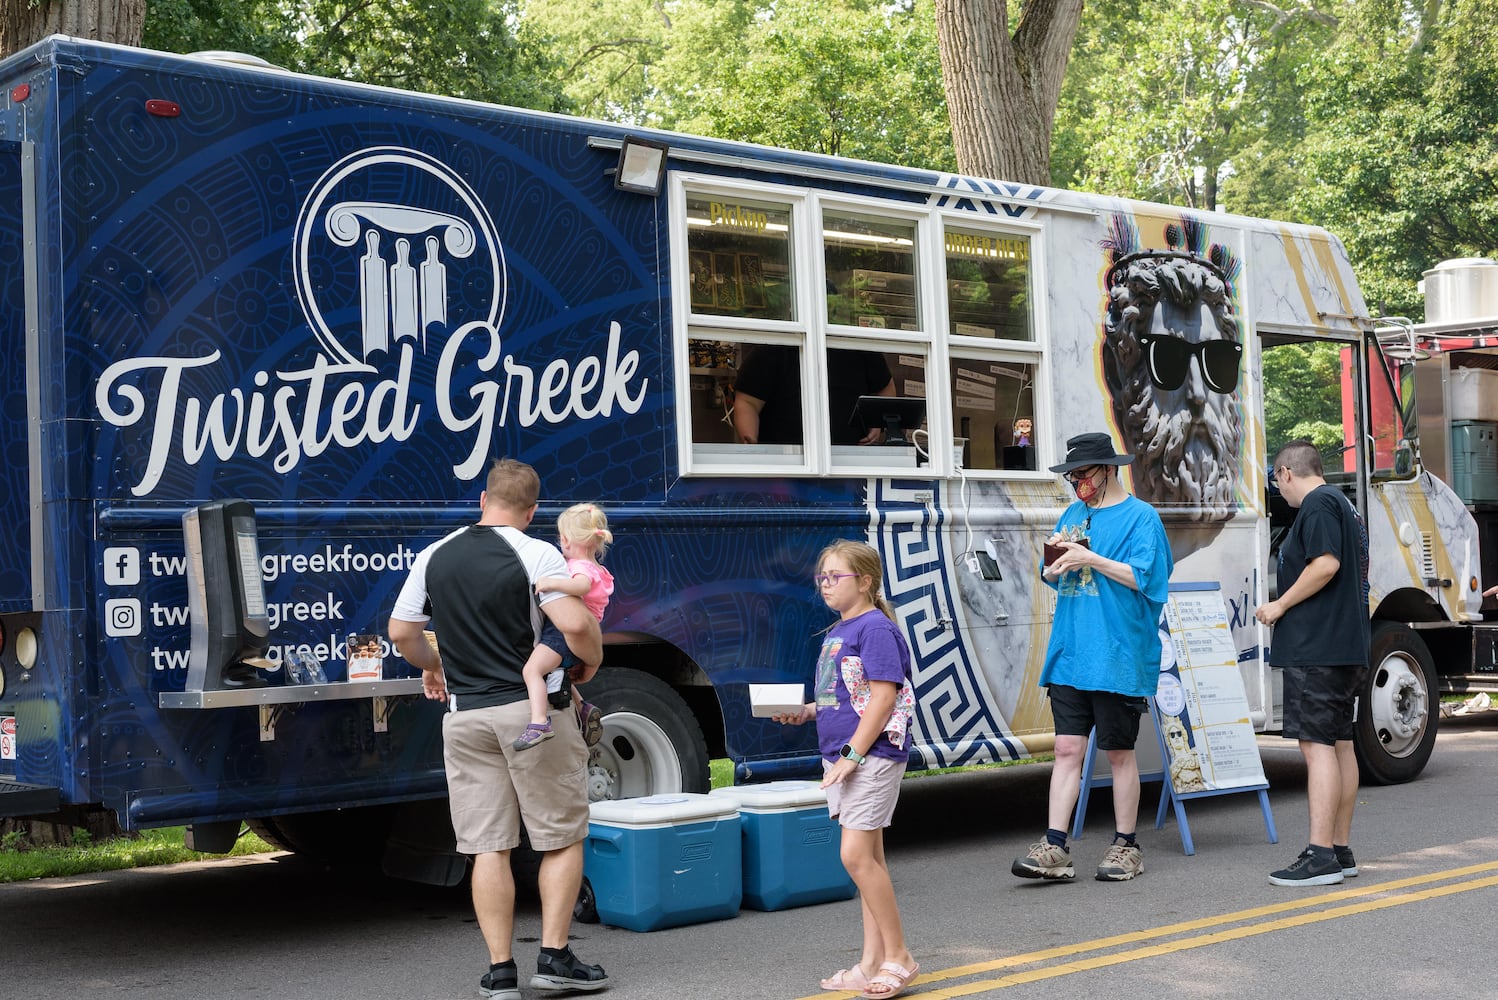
[802,860,1498,1000]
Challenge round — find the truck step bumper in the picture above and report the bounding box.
[0,778,61,818]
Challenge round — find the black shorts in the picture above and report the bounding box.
[536,621,579,669]
[1281,665,1363,745]
[1048,684,1148,750]
[535,623,576,707]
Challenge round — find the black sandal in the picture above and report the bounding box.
[532,946,609,992]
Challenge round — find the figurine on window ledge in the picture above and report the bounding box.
[1013,417,1032,448]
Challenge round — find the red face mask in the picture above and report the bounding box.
[1071,468,1103,503]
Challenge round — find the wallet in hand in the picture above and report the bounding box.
[1043,537,1089,566]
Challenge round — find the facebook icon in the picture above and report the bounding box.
[103,547,140,587]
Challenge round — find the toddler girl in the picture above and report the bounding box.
[513,503,613,750]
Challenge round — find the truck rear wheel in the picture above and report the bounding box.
[582,668,710,800]
[1355,621,1438,785]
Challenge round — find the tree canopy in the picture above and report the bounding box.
[126,0,1498,320]
[143,0,571,111]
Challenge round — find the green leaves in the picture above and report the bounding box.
[524,0,955,170]
[144,0,573,111]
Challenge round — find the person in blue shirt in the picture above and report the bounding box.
[1011,432,1173,883]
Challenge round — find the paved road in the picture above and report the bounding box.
[3,714,1495,1000]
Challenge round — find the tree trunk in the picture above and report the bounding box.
[934,0,1085,187]
[1,0,144,60]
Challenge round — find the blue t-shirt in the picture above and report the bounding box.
[813,609,912,762]
[1039,494,1173,697]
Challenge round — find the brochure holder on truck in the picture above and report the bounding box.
[163,499,426,741]
[183,499,272,691]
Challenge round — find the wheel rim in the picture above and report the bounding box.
[1368,652,1429,757]
[586,711,684,801]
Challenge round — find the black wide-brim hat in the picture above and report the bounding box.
[1048,432,1134,474]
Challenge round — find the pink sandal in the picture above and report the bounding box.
[861,961,919,999]
[820,966,872,992]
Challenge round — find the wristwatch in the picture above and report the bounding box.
[839,743,867,765]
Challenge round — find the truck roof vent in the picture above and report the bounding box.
[187,51,285,71]
[1422,258,1498,325]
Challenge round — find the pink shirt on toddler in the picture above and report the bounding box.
[569,559,614,621]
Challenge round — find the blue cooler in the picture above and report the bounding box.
[710,780,855,911]
[584,793,742,932]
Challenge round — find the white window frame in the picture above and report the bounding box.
[671,172,1054,479]
[937,211,1052,480]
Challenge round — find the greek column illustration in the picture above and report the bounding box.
[326,202,477,361]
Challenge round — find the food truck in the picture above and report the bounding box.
[0,35,1480,878]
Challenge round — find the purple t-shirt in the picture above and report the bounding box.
[814,609,913,762]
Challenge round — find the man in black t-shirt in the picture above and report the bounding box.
[388,459,610,996]
[1255,440,1370,888]
[732,344,894,446]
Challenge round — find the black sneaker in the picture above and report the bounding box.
[1269,848,1344,886]
[480,960,519,1000]
[532,946,609,992]
[1293,845,1359,878]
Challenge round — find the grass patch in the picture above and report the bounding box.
[710,753,1052,788]
[710,757,734,789]
[907,754,1052,779]
[0,826,276,884]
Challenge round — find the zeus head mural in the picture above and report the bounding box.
[1102,218,1244,521]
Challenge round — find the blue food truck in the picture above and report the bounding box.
[0,36,1484,878]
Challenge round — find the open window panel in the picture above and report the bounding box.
[828,345,924,472]
[949,355,1039,472]
[686,337,809,470]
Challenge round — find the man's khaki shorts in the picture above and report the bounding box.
[442,700,590,854]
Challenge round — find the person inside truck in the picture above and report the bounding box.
[388,459,610,998]
[732,343,896,446]
[1102,243,1244,524]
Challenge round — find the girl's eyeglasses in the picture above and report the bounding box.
[813,572,858,587]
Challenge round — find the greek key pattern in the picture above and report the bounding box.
[869,480,1022,767]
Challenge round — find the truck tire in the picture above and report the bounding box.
[582,668,711,800]
[1354,621,1438,785]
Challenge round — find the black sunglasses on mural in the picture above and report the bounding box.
[1137,332,1242,394]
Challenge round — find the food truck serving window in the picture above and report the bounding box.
[685,195,794,322]
[674,176,1050,479]
[945,228,1033,342]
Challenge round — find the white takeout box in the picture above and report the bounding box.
[749,683,806,718]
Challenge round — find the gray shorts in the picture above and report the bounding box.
[441,700,590,854]
[823,755,906,830]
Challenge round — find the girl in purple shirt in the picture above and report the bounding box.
[776,540,918,999]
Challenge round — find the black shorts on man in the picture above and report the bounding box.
[1048,684,1148,750]
[1281,664,1363,745]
